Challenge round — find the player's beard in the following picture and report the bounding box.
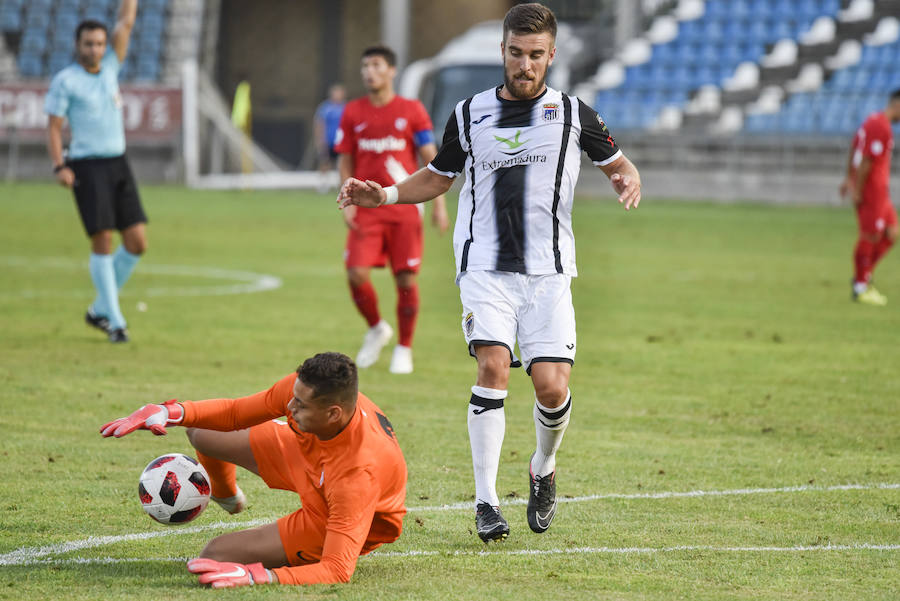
[503,67,547,100]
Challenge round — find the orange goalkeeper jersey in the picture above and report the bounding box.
[179,373,407,585]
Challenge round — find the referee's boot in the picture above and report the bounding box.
[85,309,112,334]
[108,328,130,343]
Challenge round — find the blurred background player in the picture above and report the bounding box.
[840,88,900,306]
[313,84,346,188]
[44,0,144,343]
[335,45,450,374]
[339,4,641,542]
[100,352,407,588]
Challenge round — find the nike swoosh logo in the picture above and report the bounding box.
[354,123,368,133]
[216,567,246,579]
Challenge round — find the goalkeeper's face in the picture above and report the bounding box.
[288,378,344,440]
[361,55,396,94]
[76,28,107,71]
[501,31,556,101]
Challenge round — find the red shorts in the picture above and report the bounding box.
[344,206,423,274]
[248,420,388,567]
[856,201,897,236]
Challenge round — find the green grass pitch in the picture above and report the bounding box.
[0,182,897,600]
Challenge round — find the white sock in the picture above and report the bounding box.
[468,385,507,508]
[853,281,868,295]
[530,390,572,477]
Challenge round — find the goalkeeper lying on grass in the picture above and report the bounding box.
[101,352,407,587]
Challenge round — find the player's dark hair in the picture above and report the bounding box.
[296,352,358,407]
[890,88,900,102]
[75,20,108,43]
[503,2,557,42]
[362,45,396,67]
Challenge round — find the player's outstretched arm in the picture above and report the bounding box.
[112,0,138,63]
[100,399,183,437]
[600,154,642,210]
[337,166,454,210]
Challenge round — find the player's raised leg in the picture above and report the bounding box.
[185,428,257,514]
[469,344,511,542]
[527,362,572,533]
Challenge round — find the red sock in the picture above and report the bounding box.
[871,236,894,269]
[396,284,419,347]
[854,238,877,284]
[196,450,237,499]
[350,281,380,327]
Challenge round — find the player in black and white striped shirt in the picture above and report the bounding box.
[339,3,641,543]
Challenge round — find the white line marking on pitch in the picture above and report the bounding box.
[0,256,282,298]
[1,481,897,567]
[8,543,900,567]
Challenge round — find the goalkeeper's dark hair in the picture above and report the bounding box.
[890,88,900,102]
[362,45,396,67]
[75,20,108,43]
[296,352,358,407]
[503,2,557,42]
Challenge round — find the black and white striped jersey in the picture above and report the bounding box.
[428,85,621,279]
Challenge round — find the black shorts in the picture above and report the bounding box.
[68,155,147,237]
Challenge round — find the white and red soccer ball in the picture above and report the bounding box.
[138,453,210,525]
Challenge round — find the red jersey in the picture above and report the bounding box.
[851,112,894,205]
[335,95,434,222]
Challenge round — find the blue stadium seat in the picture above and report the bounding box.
[48,51,74,75]
[21,30,48,53]
[135,56,160,80]
[0,7,22,32]
[18,53,44,77]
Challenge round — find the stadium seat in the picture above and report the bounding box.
[0,7,22,32]
[17,53,44,77]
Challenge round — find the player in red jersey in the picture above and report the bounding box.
[335,45,449,374]
[840,89,900,306]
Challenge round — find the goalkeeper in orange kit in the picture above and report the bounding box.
[100,352,407,588]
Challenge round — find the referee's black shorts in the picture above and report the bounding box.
[68,154,147,237]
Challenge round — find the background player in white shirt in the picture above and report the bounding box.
[338,3,641,542]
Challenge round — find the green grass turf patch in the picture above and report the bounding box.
[0,182,897,600]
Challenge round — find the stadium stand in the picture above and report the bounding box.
[580,0,900,135]
[0,0,171,82]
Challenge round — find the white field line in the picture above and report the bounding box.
[0,256,282,298]
[7,543,900,567]
[1,481,898,567]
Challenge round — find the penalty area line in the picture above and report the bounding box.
[1,481,897,566]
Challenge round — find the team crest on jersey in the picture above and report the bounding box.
[395,117,407,131]
[463,312,475,337]
[542,103,559,121]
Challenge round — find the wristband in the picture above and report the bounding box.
[53,164,67,173]
[383,185,399,205]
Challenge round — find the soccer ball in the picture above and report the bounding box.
[138,453,210,525]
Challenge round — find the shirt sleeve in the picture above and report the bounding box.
[102,47,121,78]
[179,373,296,430]
[577,98,622,166]
[333,105,354,155]
[411,100,435,148]
[428,108,466,178]
[44,74,69,118]
[863,120,889,161]
[272,469,380,585]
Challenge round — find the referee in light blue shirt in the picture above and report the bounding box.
[45,0,144,343]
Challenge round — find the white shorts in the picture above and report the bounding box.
[458,270,576,374]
